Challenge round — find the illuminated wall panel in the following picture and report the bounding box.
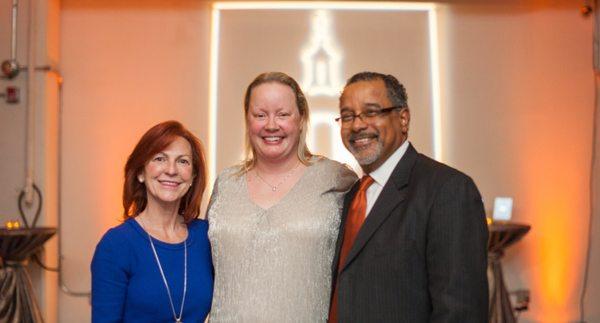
[210,2,440,181]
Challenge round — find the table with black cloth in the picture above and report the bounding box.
[488,221,530,323]
[0,227,56,323]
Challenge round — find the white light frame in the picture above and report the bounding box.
[209,1,442,184]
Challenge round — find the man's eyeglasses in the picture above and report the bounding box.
[335,106,405,126]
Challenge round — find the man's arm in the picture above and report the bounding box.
[426,173,489,323]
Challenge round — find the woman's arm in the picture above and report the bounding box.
[91,231,129,323]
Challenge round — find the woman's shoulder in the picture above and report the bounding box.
[93,219,138,260]
[309,157,358,191]
[311,157,356,177]
[215,165,245,185]
[98,219,137,243]
[187,218,208,233]
[187,219,210,249]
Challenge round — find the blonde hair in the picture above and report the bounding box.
[240,72,315,173]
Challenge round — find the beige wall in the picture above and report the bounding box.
[0,0,598,322]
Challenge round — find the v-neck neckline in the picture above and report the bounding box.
[244,161,313,212]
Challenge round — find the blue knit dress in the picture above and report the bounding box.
[91,218,213,323]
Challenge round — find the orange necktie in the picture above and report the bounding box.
[329,175,374,323]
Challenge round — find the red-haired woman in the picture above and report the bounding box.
[91,121,213,323]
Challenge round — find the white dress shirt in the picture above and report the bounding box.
[365,140,410,216]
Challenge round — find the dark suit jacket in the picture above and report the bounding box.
[331,144,488,323]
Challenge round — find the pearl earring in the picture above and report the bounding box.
[138,176,144,183]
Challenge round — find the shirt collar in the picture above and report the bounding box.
[369,140,410,187]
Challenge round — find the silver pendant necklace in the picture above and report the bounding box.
[142,218,187,323]
[254,162,300,192]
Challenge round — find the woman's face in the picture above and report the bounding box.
[139,136,194,207]
[247,82,302,164]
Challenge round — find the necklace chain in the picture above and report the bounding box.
[254,162,300,192]
[141,218,187,323]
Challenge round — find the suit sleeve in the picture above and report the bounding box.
[91,231,129,323]
[426,173,489,323]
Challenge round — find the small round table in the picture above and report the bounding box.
[488,221,530,323]
[0,227,57,323]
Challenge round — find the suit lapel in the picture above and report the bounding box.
[340,144,418,272]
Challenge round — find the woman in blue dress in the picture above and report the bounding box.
[91,120,213,323]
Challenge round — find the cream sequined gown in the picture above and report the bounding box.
[207,158,357,323]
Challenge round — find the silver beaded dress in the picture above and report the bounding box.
[207,158,357,323]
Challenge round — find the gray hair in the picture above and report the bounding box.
[345,72,408,108]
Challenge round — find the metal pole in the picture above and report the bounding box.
[10,0,18,60]
[24,0,36,204]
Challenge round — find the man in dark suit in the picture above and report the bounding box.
[329,72,489,323]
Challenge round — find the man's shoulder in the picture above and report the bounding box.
[412,152,474,185]
[406,152,482,207]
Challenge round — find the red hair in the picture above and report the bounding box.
[123,120,207,223]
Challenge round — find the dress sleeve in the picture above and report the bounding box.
[91,230,130,323]
[206,173,222,220]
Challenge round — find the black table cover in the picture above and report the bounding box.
[488,222,530,323]
[0,227,56,323]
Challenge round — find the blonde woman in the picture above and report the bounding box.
[207,72,356,322]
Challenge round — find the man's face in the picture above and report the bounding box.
[339,79,409,173]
